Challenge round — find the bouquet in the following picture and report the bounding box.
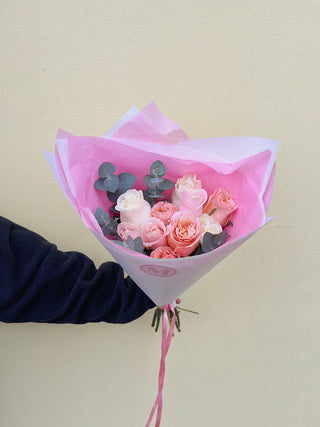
[94,161,236,258]
[45,103,278,426]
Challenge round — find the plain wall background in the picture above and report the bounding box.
[1,1,319,426]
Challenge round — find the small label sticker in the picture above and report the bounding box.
[140,265,177,277]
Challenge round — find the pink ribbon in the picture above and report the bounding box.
[146,304,176,427]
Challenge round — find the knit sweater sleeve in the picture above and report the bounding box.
[0,216,154,324]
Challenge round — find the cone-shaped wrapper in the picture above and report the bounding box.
[45,103,278,306]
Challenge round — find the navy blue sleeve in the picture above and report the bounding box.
[0,216,155,324]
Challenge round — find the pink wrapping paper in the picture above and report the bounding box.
[45,103,278,306]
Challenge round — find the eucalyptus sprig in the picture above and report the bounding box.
[143,160,174,206]
[201,230,228,253]
[94,207,119,236]
[114,235,144,254]
[94,161,136,213]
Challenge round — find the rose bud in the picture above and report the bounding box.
[203,188,237,226]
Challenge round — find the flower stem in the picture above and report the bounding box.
[177,307,199,315]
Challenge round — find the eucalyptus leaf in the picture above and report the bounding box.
[146,185,157,195]
[94,177,110,191]
[103,175,119,193]
[99,162,116,178]
[114,240,127,247]
[148,193,165,198]
[95,207,109,226]
[144,175,157,189]
[118,172,136,193]
[110,203,120,214]
[150,160,166,178]
[202,230,228,253]
[107,190,122,203]
[133,236,144,253]
[101,218,118,236]
[100,224,112,236]
[157,178,174,191]
[191,246,204,256]
[126,236,144,253]
[126,236,135,251]
[150,177,163,185]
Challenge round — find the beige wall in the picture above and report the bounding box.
[1,1,319,426]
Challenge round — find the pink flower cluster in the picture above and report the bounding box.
[116,174,237,258]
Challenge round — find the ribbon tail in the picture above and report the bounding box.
[145,305,176,427]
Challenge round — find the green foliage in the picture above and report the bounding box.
[94,162,136,204]
[201,230,228,253]
[95,207,118,235]
[143,160,174,205]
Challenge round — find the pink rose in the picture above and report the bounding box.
[115,189,151,227]
[171,174,202,207]
[203,188,237,226]
[117,222,142,241]
[151,201,178,225]
[167,212,202,257]
[179,189,207,216]
[150,246,180,259]
[140,217,167,250]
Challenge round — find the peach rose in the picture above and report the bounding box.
[150,246,180,259]
[179,188,208,217]
[167,212,202,257]
[199,214,222,244]
[115,189,151,227]
[117,222,142,241]
[171,174,202,207]
[151,201,178,225]
[203,188,237,226]
[140,217,167,250]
